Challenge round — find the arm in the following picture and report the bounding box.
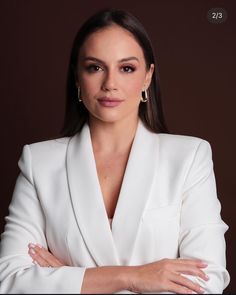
[29,243,209,294]
[179,140,230,293]
[0,145,86,293]
[6,143,218,294]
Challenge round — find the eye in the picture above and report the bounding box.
[85,64,103,73]
[121,65,136,73]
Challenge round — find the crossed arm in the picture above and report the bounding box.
[28,243,208,294]
[0,141,229,293]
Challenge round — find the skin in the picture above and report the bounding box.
[77,24,154,155]
[28,25,209,294]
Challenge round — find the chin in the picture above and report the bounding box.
[90,112,127,124]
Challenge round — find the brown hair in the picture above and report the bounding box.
[60,8,170,136]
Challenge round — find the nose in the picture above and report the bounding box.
[101,70,118,91]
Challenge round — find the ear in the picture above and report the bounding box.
[143,64,155,90]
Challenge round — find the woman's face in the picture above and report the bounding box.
[77,25,154,124]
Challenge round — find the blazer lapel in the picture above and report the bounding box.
[66,119,160,266]
[111,120,160,265]
[66,122,120,266]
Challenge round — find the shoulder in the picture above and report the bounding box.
[157,132,211,151]
[141,121,211,158]
[155,132,213,166]
[158,132,204,145]
[18,136,72,170]
[28,136,70,154]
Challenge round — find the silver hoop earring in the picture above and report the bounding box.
[141,89,149,102]
[78,86,82,102]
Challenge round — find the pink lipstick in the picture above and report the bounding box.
[98,97,124,107]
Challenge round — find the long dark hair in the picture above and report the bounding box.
[60,8,170,136]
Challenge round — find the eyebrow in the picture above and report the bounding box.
[83,56,140,63]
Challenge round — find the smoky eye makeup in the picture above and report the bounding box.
[83,63,137,74]
[120,64,137,73]
[84,64,103,73]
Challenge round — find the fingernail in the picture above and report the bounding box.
[32,260,38,265]
[36,243,43,248]
[29,248,36,255]
[199,287,205,293]
[205,274,209,280]
[28,243,36,248]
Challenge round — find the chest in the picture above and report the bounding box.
[94,152,129,218]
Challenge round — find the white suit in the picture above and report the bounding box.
[0,119,230,293]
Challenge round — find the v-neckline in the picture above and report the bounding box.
[88,122,139,230]
[66,118,160,265]
[108,218,113,229]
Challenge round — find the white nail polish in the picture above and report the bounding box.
[29,243,36,248]
[29,248,36,255]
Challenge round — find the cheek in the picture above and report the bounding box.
[124,78,143,99]
[80,75,98,93]
[78,71,145,100]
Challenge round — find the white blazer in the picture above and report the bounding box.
[0,119,230,293]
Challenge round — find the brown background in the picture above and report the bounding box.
[0,0,235,293]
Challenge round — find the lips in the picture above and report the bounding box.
[97,97,124,107]
[97,97,124,102]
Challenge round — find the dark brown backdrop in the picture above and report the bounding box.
[0,0,235,293]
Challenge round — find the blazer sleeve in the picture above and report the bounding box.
[0,145,86,293]
[179,140,230,293]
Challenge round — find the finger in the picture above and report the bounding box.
[34,244,64,266]
[179,268,209,281]
[162,259,208,280]
[28,243,63,267]
[171,261,209,281]
[28,243,50,266]
[171,272,205,294]
[175,259,208,268]
[167,281,198,294]
[171,260,208,278]
[28,248,51,267]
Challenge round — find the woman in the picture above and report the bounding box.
[0,9,230,294]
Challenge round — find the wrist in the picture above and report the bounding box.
[119,265,138,292]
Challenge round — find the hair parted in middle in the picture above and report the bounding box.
[60,8,170,137]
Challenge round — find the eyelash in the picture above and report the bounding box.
[85,64,136,73]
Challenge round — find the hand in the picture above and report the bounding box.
[128,258,209,294]
[28,243,66,267]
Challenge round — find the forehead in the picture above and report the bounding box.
[79,25,145,62]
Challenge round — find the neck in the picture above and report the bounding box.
[88,115,139,155]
